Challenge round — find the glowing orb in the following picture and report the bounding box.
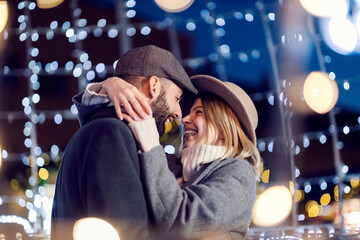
[300,0,348,18]
[154,0,194,13]
[303,71,339,114]
[0,1,9,33]
[37,0,64,9]
[252,186,293,227]
[346,211,360,225]
[73,217,120,240]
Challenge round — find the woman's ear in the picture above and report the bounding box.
[148,76,161,99]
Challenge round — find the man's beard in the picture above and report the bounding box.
[150,92,172,137]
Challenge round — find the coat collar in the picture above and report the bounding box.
[181,159,222,188]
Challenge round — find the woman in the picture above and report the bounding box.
[82,75,261,239]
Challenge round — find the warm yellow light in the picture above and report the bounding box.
[154,0,194,13]
[0,1,9,33]
[39,168,49,180]
[294,190,304,203]
[346,211,360,225]
[165,121,172,134]
[37,0,64,9]
[252,186,293,227]
[320,193,331,206]
[10,179,19,190]
[350,177,360,189]
[0,146,2,169]
[303,71,339,114]
[305,200,318,212]
[289,181,295,196]
[334,185,339,196]
[308,203,322,217]
[73,217,120,240]
[261,169,270,183]
[300,0,348,18]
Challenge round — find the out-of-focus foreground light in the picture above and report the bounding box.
[252,186,293,227]
[322,17,358,55]
[0,1,8,33]
[154,0,194,13]
[73,217,120,240]
[300,0,349,18]
[37,0,64,9]
[303,71,339,114]
[0,146,2,169]
[346,211,360,225]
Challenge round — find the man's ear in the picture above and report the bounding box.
[148,76,161,99]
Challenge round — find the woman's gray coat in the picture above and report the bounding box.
[140,145,257,240]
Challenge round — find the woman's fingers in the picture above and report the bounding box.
[102,77,152,121]
[122,113,134,124]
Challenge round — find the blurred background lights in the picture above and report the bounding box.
[320,193,331,206]
[164,145,175,154]
[126,27,136,36]
[322,17,357,55]
[108,28,118,38]
[37,0,65,9]
[39,168,49,180]
[95,63,105,73]
[126,9,136,18]
[186,21,196,31]
[245,13,254,22]
[300,0,349,18]
[54,113,63,124]
[261,169,270,183]
[252,186,293,227]
[126,0,136,8]
[0,1,9,33]
[50,21,58,29]
[303,71,339,114]
[140,26,151,35]
[346,211,360,226]
[154,0,194,13]
[73,217,120,240]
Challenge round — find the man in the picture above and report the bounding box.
[51,45,197,240]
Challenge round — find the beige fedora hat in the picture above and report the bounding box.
[190,75,258,145]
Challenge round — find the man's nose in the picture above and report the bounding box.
[174,103,182,119]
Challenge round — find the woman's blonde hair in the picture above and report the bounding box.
[200,93,262,178]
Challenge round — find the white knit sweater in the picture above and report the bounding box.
[181,144,227,181]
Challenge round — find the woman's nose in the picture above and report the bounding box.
[182,114,191,124]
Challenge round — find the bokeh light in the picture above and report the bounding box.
[154,0,194,13]
[0,1,9,33]
[300,0,349,18]
[252,186,293,227]
[346,211,360,226]
[73,217,120,240]
[320,193,331,206]
[303,71,339,114]
[37,0,65,9]
[261,169,270,183]
[322,17,358,55]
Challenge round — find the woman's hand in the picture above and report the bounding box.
[100,77,152,121]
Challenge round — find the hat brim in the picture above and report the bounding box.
[189,75,257,145]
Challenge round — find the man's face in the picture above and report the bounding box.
[151,81,183,136]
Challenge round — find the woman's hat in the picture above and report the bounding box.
[190,75,258,145]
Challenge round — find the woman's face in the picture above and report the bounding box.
[182,98,209,149]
